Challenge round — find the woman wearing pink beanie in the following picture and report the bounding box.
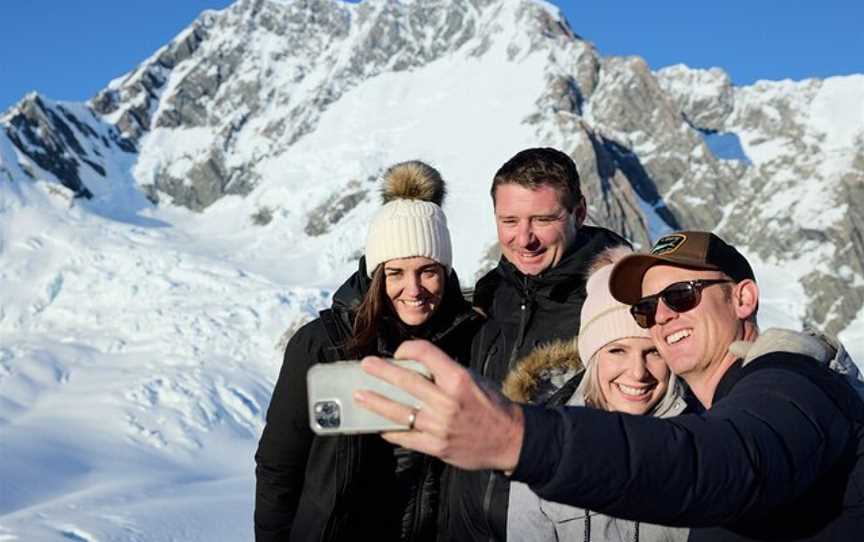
[505,246,690,542]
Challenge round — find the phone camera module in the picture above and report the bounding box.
[314,400,341,429]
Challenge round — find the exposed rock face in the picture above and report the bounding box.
[1,0,862,337]
[5,97,93,198]
[305,183,371,237]
[656,64,735,131]
[2,95,134,198]
[144,148,257,210]
[586,57,744,233]
[91,21,208,140]
[655,68,864,334]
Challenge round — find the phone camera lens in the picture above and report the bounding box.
[314,401,341,429]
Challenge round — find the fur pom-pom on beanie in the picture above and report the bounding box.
[365,161,453,277]
[577,246,651,364]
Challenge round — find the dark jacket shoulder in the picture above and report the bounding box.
[513,349,864,541]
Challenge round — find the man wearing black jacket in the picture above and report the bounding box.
[444,148,626,540]
[357,230,864,541]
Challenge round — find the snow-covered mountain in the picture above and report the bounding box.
[1,0,862,539]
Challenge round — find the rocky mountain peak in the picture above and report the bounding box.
[1,0,862,340]
[80,0,572,210]
[656,64,734,131]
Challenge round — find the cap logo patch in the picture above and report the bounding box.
[651,233,687,255]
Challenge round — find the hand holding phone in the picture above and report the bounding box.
[307,359,430,435]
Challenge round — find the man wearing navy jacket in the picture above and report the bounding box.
[358,230,864,541]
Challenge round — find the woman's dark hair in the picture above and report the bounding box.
[344,264,390,357]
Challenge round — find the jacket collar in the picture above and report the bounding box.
[729,327,852,372]
[714,327,864,404]
[331,257,372,315]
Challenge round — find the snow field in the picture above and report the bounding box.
[0,182,327,540]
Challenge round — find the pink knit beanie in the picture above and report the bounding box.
[577,250,651,364]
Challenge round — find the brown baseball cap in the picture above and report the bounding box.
[609,231,756,304]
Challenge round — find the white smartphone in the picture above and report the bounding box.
[307,359,431,435]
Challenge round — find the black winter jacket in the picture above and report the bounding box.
[444,225,627,541]
[254,261,481,542]
[512,351,864,541]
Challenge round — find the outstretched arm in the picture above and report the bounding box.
[358,343,858,527]
[355,339,524,471]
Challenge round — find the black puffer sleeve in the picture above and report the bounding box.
[254,319,331,541]
[512,354,861,528]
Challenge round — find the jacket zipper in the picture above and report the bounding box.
[407,454,433,541]
[584,510,590,541]
[583,511,640,542]
[406,311,479,540]
[509,276,531,368]
[482,279,530,539]
[482,471,498,542]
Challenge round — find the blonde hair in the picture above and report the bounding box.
[582,352,608,410]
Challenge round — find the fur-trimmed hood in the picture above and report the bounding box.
[502,338,582,404]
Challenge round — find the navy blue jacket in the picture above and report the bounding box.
[512,352,864,541]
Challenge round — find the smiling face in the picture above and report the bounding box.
[641,264,743,382]
[595,337,669,415]
[384,256,446,326]
[494,183,584,276]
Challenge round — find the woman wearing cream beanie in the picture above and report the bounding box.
[255,160,481,541]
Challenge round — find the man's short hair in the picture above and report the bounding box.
[491,147,583,212]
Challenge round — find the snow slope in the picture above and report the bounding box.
[0,5,561,537]
[0,181,328,540]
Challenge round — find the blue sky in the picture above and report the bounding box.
[1,1,862,113]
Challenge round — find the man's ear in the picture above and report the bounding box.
[734,279,759,320]
[572,195,587,227]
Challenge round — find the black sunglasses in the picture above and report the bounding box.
[630,279,734,329]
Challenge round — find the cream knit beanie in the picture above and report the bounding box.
[577,247,651,364]
[364,161,452,277]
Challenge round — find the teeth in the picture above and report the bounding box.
[402,300,425,307]
[617,383,654,397]
[666,329,692,345]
